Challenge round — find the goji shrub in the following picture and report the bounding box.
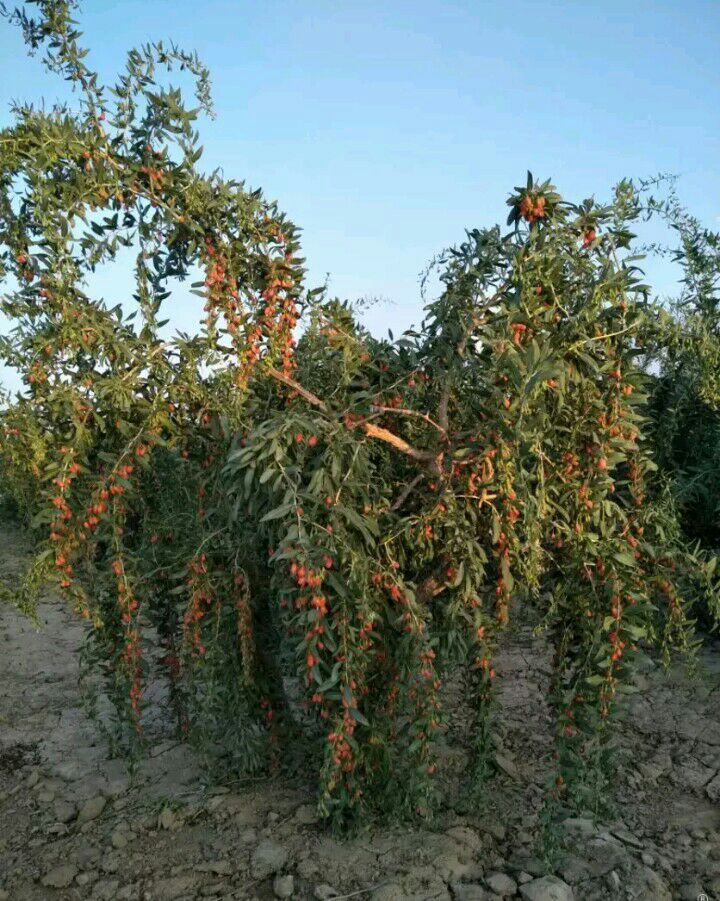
[0,1,717,832]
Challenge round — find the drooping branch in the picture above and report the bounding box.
[437,281,511,431]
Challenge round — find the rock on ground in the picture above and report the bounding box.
[252,839,290,879]
[519,875,574,901]
[41,863,78,888]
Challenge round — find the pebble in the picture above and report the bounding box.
[251,840,290,879]
[110,828,128,849]
[519,875,574,901]
[158,806,182,830]
[611,826,644,849]
[106,775,130,798]
[274,873,295,898]
[73,842,101,868]
[100,855,119,874]
[370,885,404,901]
[77,795,107,824]
[294,803,320,825]
[453,884,490,901]
[205,795,225,813]
[42,863,78,889]
[314,884,340,899]
[152,874,197,901]
[486,872,518,896]
[93,878,120,900]
[493,752,521,781]
[446,826,484,852]
[678,883,706,901]
[54,798,77,823]
[478,818,507,841]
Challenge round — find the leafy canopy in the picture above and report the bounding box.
[1,0,717,831]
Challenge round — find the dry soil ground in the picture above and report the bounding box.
[1,521,720,901]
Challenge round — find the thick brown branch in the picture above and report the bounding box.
[266,366,443,475]
[390,474,423,512]
[266,366,327,410]
[360,422,441,469]
[370,405,445,434]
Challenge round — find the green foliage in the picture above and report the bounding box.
[0,1,718,833]
[638,177,720,550]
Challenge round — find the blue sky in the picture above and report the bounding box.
[1,0,719,391]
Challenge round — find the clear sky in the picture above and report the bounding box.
[1,0,719,391]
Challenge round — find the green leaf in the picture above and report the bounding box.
[349,708,369,727]
[260,504,293,523]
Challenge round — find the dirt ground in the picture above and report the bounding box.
[1,521,719,901]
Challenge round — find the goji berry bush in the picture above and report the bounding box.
[1,1,718,832]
